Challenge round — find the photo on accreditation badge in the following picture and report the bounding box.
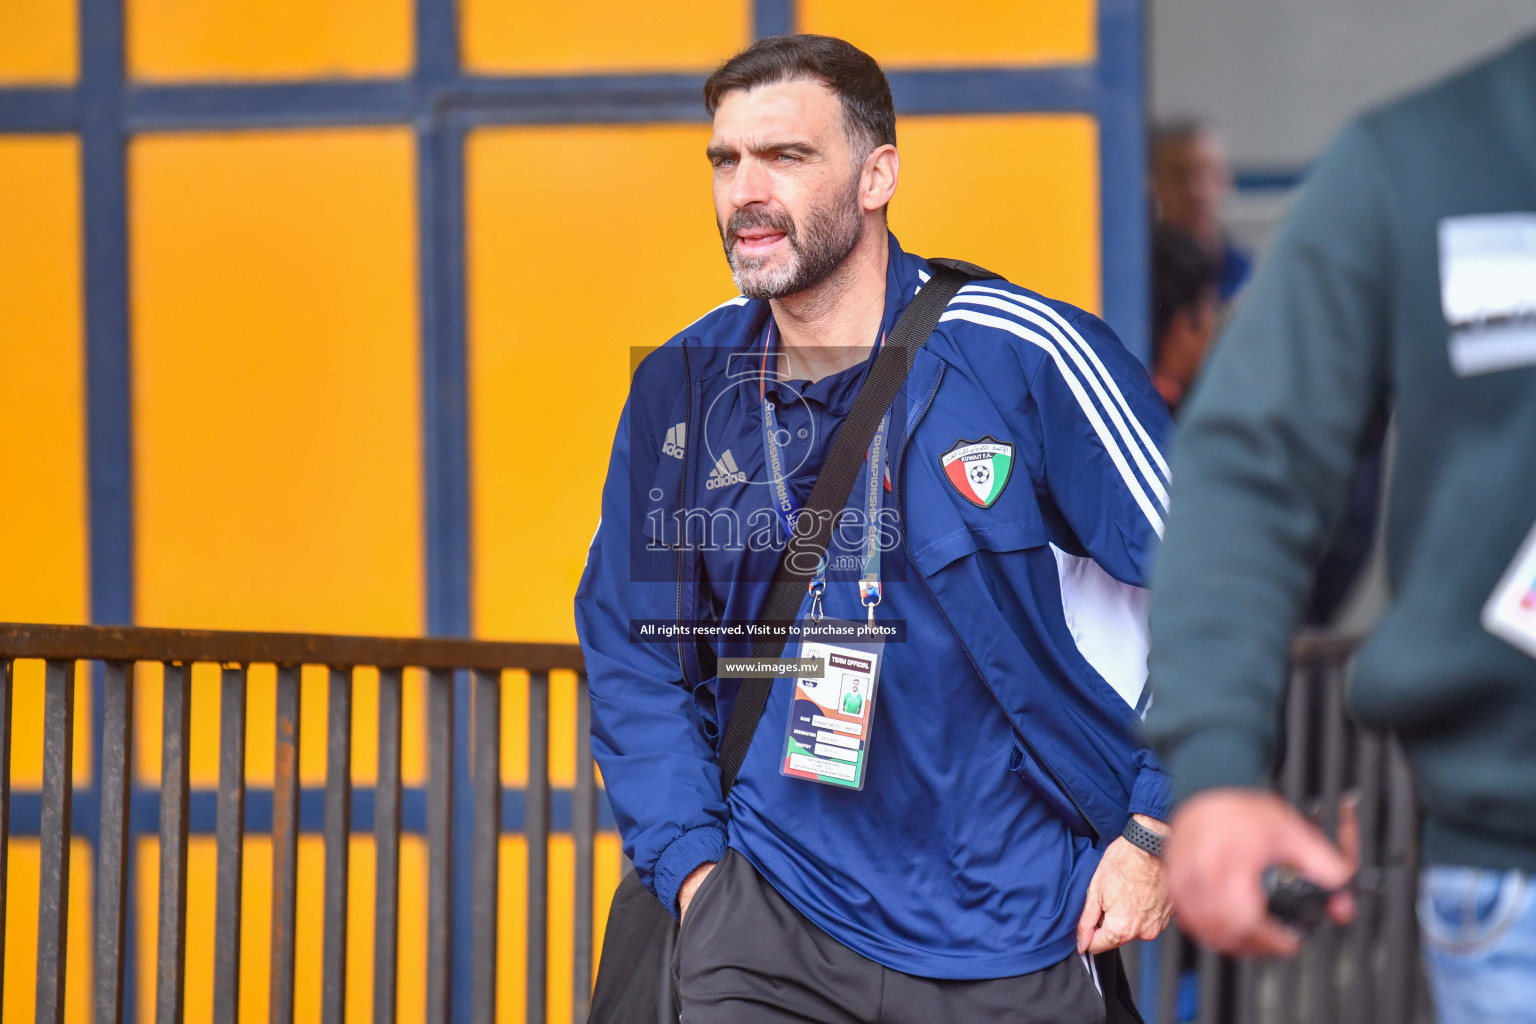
[839,672,868,718]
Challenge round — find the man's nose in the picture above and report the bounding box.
[728,157,771,210]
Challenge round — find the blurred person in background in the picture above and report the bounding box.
[1150,220,1383,622]
[1144,34,1536,1024]
[1149,224,1220,418]
[1151,120,1251,302]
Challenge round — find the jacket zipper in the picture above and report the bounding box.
[896,361,1104,845]
[676,340,693,689]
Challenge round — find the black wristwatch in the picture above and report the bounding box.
[1121,818,1167,858]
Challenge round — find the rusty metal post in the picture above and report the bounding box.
[156,662,193,1024]
[94,661,135,1024]
[35,659,77,1024]
[270,664,302,1024]
[322,666,355,1024]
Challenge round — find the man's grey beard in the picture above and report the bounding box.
[721,181,863,300]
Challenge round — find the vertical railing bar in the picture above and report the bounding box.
[1308,660,1351,1024]
[374,667,405,1024]
[426,669,455,1024]
[213,664,249,1023]
[156,661,193,1024]
[34,658,76,1024]
[527,670,551,1024]
[1234,958,1259,1024]
[452,666,475,1024]
[1272,662,1313,1024]
[95,660,135,1024]
[1281,663,1313,804]
[0,659,13,1017]
[269,664,302,1024]
[1378,742,1418,1024]
[572,674,596,1024]
[470,670,502,1024]
[322,666,355,1024]
[1120,942,1141,1008]
[1154,922,1180,1024]
[1346,731,1384,1024]
[1194,946,1222,1024]
[1317,663,1349,836]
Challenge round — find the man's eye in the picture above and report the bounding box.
[714,157,737,169]
[775,153,800,163]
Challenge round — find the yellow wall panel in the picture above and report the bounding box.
[800,0,1095,67]
[468,124,734,643]
[463,0,748,74]
[130,128,422,638]
[0,0,76,82]
[128,0,411,81]
[0,137,87,624]
[893,113,1100,313]
[2,839,93,1024]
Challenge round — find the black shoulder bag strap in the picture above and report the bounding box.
[715,259,993,795]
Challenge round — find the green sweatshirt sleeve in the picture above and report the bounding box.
[1144,119,1395,804]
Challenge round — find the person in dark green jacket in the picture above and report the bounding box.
[1144,34,1536,1024]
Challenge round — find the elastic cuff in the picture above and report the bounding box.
[652,825,729,919]
[1127,765,1172,824]
[1166,727,1271,807]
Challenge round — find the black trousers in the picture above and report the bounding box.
[674,850,1108,1024]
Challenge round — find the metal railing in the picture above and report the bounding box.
[0,624,1420,1024]
[0,622,594,1024]
[1127,631,1429,1024]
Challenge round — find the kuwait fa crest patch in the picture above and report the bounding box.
[941,436,1014,508]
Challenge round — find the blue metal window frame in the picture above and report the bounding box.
[0,1,1147,1020]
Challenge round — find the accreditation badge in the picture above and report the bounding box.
[1482,516,1536,660]
[780,619,884,790]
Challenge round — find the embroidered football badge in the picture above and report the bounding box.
[940,437,1014,508]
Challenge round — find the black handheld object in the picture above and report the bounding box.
[1261,865,1334,929]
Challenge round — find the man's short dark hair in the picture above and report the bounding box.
[703,34,896,156]
[1151,225,1218,344]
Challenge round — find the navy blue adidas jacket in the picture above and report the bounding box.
[576,236,1173,966]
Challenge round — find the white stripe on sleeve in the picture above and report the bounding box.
[960,284,1172,488]
[940,308,1165,536]
[955,291,1168,509]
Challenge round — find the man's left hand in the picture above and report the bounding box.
[1076,814,1173,954]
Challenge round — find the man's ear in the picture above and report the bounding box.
[861,144,899,212]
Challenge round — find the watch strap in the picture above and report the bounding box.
[1122,818,1167,858]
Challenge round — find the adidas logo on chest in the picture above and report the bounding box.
[705,449,748,490]
[662,422,685,460]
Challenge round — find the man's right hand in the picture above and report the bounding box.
[677,861,717,922]
[1166,788,1356,956]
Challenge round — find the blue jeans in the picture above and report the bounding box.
[1419,866,1536,1024]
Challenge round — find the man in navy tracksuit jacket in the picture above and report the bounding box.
[576,35,1174,1023]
